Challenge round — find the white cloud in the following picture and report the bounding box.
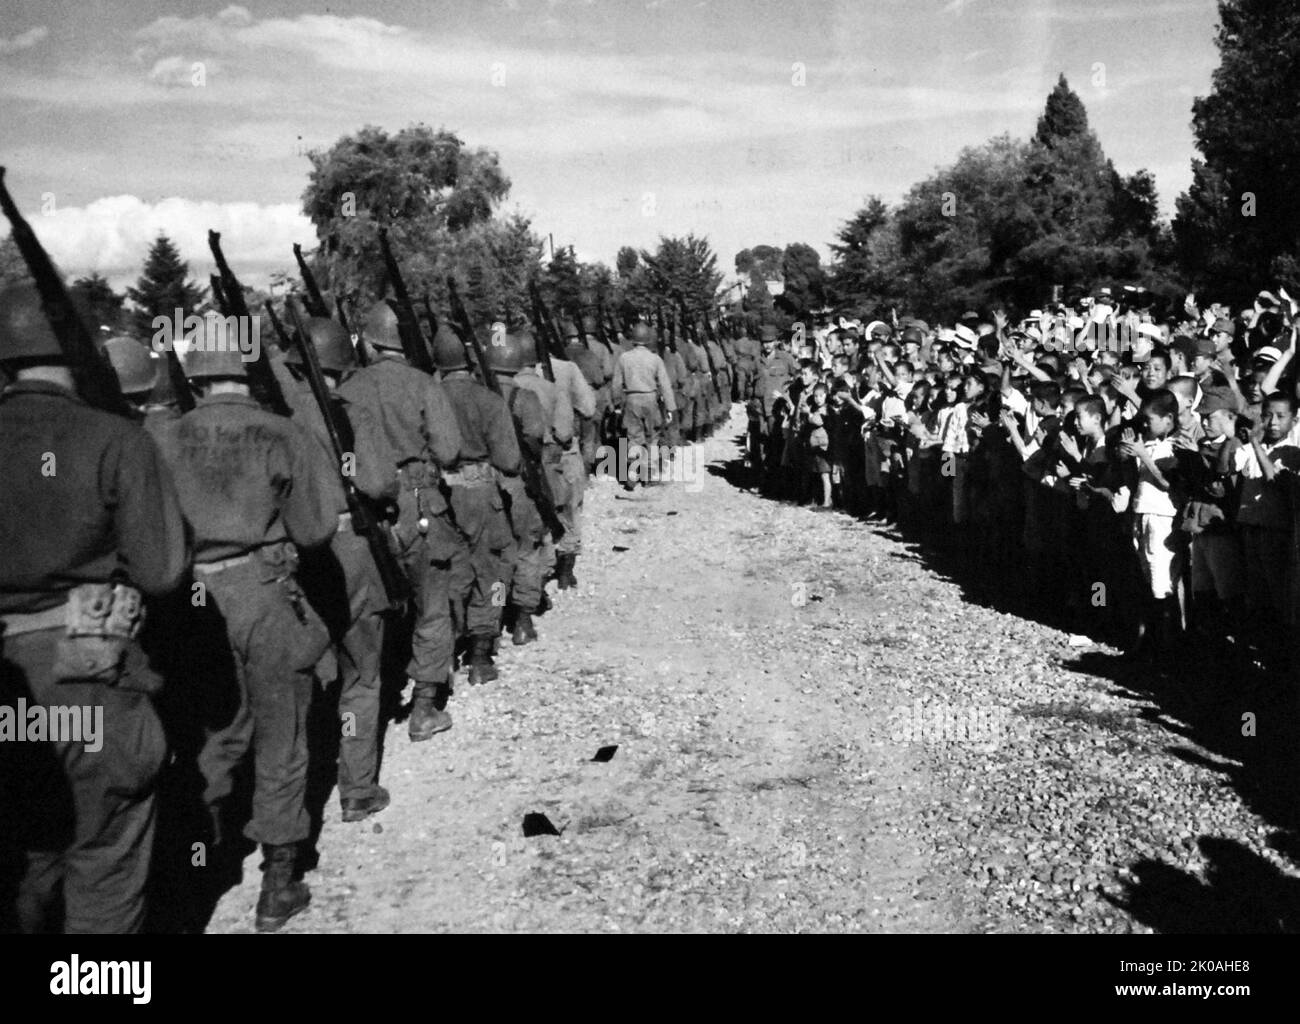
[12,195,314,287]
[0,26,49,55]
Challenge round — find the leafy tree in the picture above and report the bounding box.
[127,234,204,338]
[779,243,827,316]
[1173,0,1300,298]
[302,124,511,306]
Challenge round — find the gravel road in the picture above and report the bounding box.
[207,407,1300,933]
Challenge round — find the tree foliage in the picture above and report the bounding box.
[1172,0,1300,298]
[126,234,205,338]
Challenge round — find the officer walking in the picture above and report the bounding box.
[611,323,676,489]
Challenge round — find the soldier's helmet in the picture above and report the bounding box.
[431,322,470,374]
[0,282,64,363]
[489,326,536,376]
[283,316,357,374]
[104,336,158,396]
[363,301,404,352]
[759,324,778,344]
[632,322,654,347]
[181,314,249,381]
[561,319,580,341]
[580,314,598,336]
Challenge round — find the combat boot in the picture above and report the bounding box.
[512,611,538,646]
[408,682,453,741]
[555,552,578,590]
[340,785,391,823]
[467,636,499,686]
[255,843,311,932]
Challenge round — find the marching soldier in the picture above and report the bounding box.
[679,327,709,442]
[153,313,338,933]
[491,327,553,645]
[428,324,521,683]
[566,318,607,473]
[611,323,676,489]
[0,282,188,934]
[512,341,571,601]
[341,303,463,742]
[704,328,731,431]
[547,336,596,590]
[281,317,399,824]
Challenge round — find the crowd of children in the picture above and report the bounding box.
[745,288,1300,672]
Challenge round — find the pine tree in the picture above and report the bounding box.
[1173,0,1300,297]
[69,273,127,333]
[127,235,204,338]
[1034,74,1090,147]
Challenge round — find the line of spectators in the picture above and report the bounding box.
[743,287,1300,672]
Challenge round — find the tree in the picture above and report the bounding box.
[1035,73,1090,147]
[828,197,892,306]
[69,273,126,333]
[1173,0,1300,298]
[127,234,204,338]
[779,243,826,315]
[0,234,27,287]
[301,124,512,305]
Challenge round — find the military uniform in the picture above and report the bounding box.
[280,319,399,821]
[611,329,676,487]
[337,336,463,740]
[437,363,521,680]
[1,311,188,934]
[547,354,596,585]
[497,372,551,641]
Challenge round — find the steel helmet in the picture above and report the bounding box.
[580,314,598,336]
[431,322,470,373]
[104,336,158,395]
[489,326,536,376]
[0,282,63,362]
[363,301,403,352]
[283,317,357,374]
[632,322,655,347]
[181,314,249,381]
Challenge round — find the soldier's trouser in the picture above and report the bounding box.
[447,481,512,639]
[0,627,165,934]
[331,529,385,801]
[557,445,586,556]
[622,394,662,486]
[500,477,547,614]
[394,483,459,686]
[582,399,606,470]
[196,551,330,847]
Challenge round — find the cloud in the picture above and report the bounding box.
[0,26,48,55]
[12,194,314,287]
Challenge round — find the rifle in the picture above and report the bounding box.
[335,296,365,367]
[420,293,441,351]
[676,288,722,402]
[655,303,667,356]
[0,167,133,417]
[376,228,434,375]
[292,243,331,319]
[527,279,558,383]
[207,230,291,416]
[209,274,228,316]
[283,300,411,613]
[593,297,615,352]
[447,276,566,543]
[263,300,293,350]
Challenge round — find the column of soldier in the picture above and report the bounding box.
[0,238,747,934]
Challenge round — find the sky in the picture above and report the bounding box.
[0,0,1222,289]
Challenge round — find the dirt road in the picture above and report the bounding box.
[207,407,1299,933]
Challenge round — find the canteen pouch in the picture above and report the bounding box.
[51,583,146,685]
